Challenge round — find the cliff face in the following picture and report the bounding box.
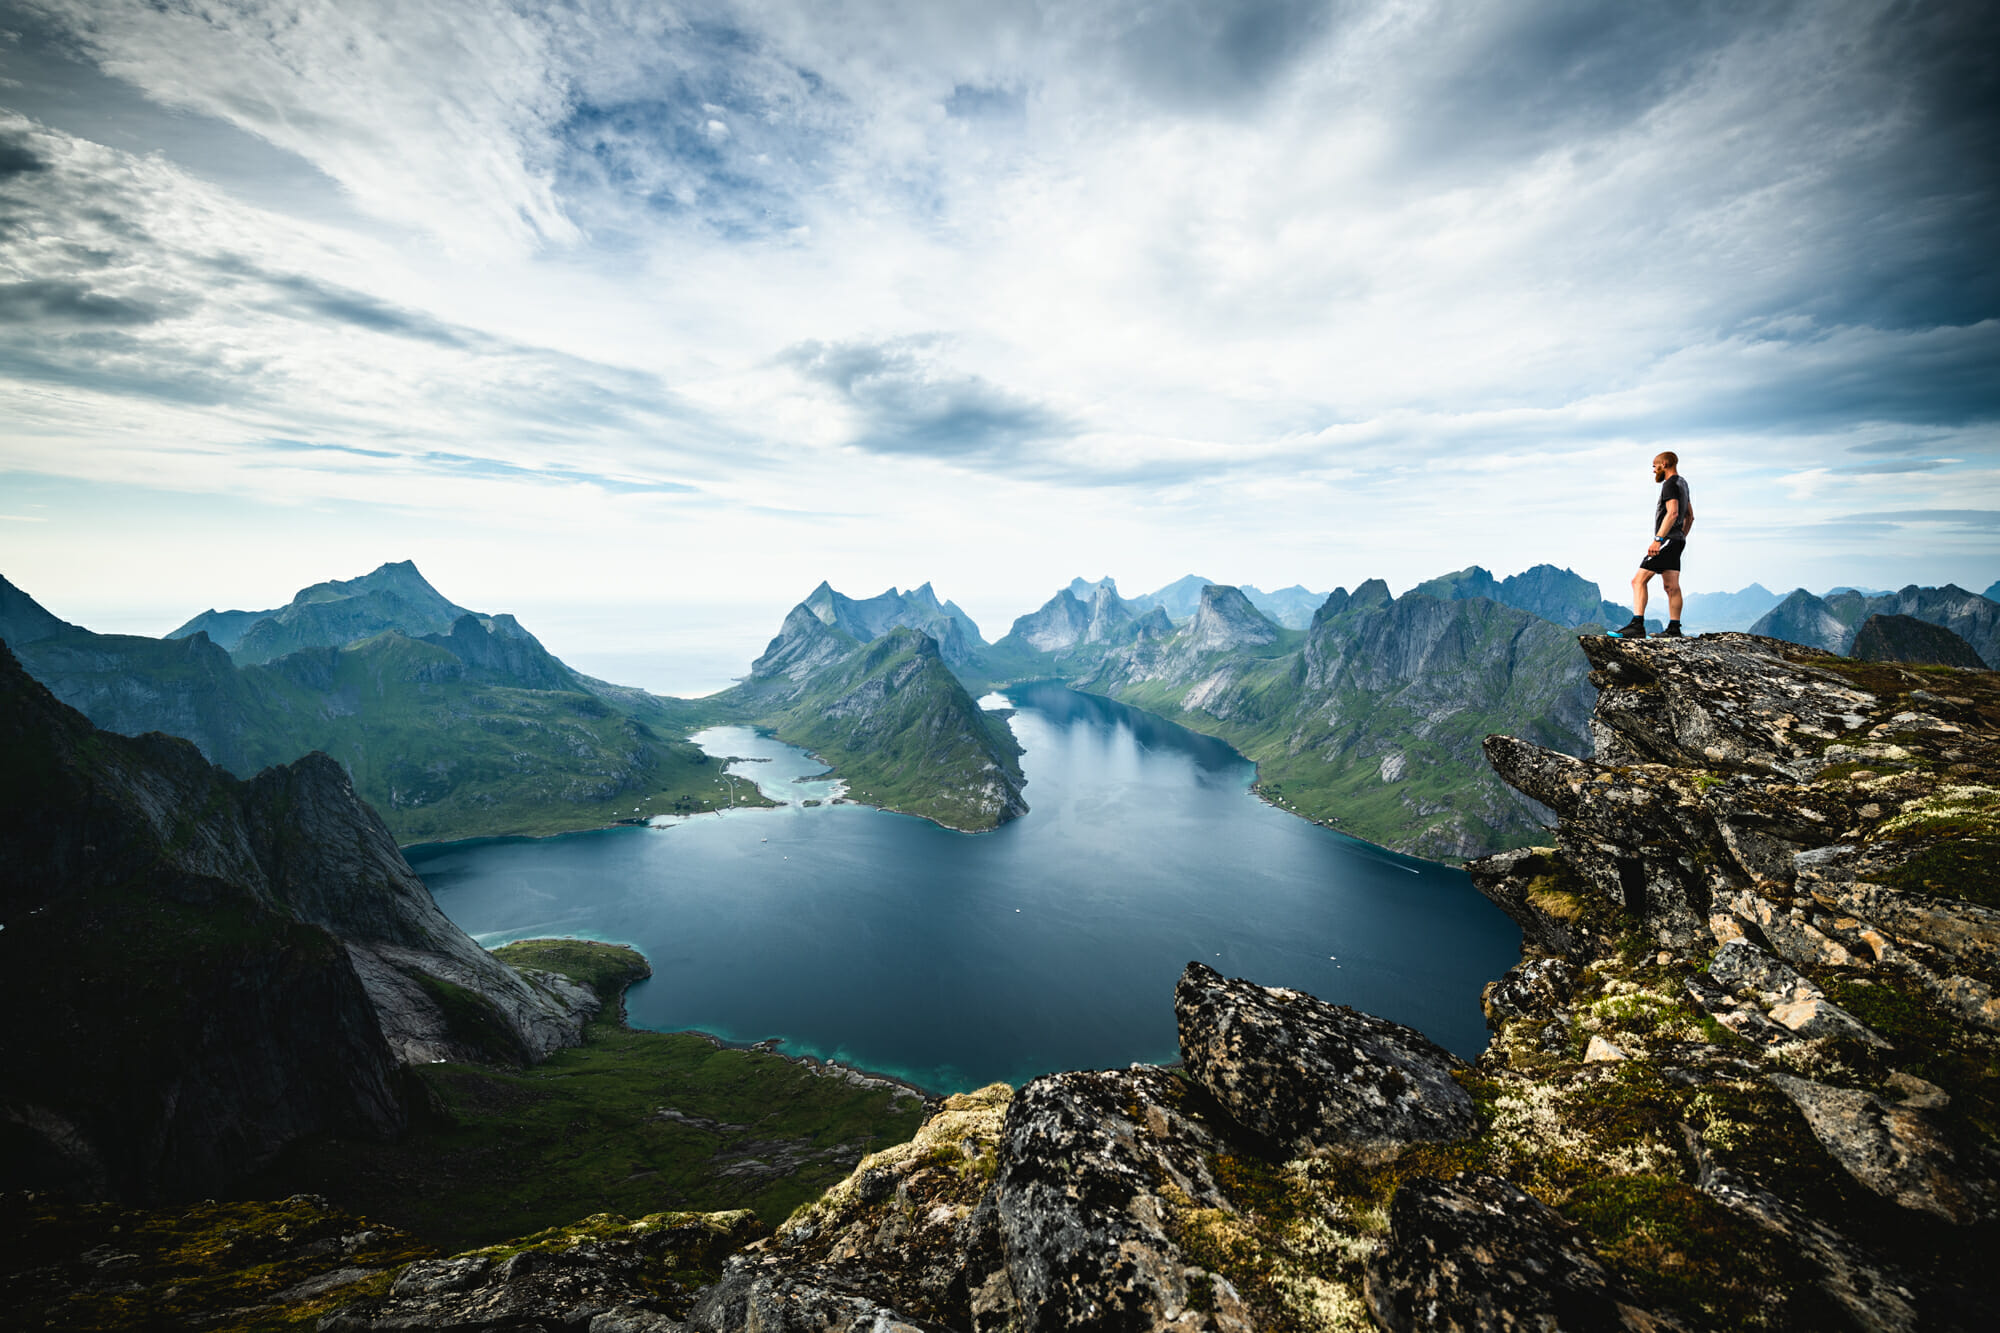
[1080,583,1594,859]
[0,643,596,1202]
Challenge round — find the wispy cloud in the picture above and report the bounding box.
[0,0,1995,617]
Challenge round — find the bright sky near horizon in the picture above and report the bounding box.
[1,0,1995,690]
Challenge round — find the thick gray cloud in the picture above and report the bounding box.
[1097,0,1338,110]
[0,278,168,325]
[782,338,1070,460]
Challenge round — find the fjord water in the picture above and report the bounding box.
[411,683,1521,1093]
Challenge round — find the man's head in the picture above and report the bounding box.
[1652,451,1679,481]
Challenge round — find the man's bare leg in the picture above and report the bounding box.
[1631,568,1654,618]
[1663,570,1683,622]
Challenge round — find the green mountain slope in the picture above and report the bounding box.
[2,574,758,844]
[718,603,1027,831]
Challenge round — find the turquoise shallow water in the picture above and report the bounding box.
[410,682,1521,1094]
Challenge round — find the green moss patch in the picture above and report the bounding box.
[0,1193,432,1332]
[1869,836,2000,909]
[1562,1175,1845,1332]
[492,938,652,998]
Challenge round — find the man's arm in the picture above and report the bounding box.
[1652,498,1679,545]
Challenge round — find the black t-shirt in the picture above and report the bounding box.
[1655,475,1691,540]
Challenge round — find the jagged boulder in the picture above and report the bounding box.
[1174,962,1475,1160]
[1364,1173,1682,1332]
[963,1066,1253,1333]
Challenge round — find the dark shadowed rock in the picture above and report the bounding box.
[1174,962,1475,1159]
[1363,1173,1682,1332]
[326,1210,760,1332]
[689,1268,943,1333]
[1767,1074,1989,1225]
[1852,614,1987,669]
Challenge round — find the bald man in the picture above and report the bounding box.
[1612,452,1692,639]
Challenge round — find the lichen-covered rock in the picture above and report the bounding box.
[715,1083,1014,1329]
[1484,956,1580,1023]
[323,1210,761,1332]
[1363,1172,1680,1331]
[688,1267,942,1333]
[963,1065,1254,1333]
[1175,961,1476,1159]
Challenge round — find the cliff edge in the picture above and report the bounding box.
[0,641,599,1201]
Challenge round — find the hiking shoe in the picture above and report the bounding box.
[1659,622,1685,637]
[1609,616,1647,638]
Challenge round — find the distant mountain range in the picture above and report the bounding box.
[715,590,1027,831]
[5,559,1992,861]
[1749,584,1999,668]
[0,564,748,843]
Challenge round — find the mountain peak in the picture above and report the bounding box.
[0,573,74,645]
[1185,584,1279,652]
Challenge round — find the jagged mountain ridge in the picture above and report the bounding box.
[0,642,600,1202]
[1409,562,1630,628]
[1750,583,2000,667]
[1054,579,1593,859]
[800,580,987,676]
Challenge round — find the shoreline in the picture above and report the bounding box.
[1245,778,1464,868]
[663,1028,943,1111]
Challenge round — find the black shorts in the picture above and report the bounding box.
[1640,538,1685,573]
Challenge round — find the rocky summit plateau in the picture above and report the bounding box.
[15,628,1995,1331]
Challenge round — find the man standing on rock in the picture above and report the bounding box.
[1613,452,1692,639]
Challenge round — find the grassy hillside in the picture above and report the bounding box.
[238,940,927,1251]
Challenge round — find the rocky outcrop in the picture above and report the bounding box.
[0,642,596,1201]
[1852,613,1987,669]
[326,1211,762,1332]
[1175,963,1475,1160]
[1461,631,2000,1328]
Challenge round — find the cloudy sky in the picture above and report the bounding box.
[1,0,1995,692]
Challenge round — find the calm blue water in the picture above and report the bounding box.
[410,683,1520,1093]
